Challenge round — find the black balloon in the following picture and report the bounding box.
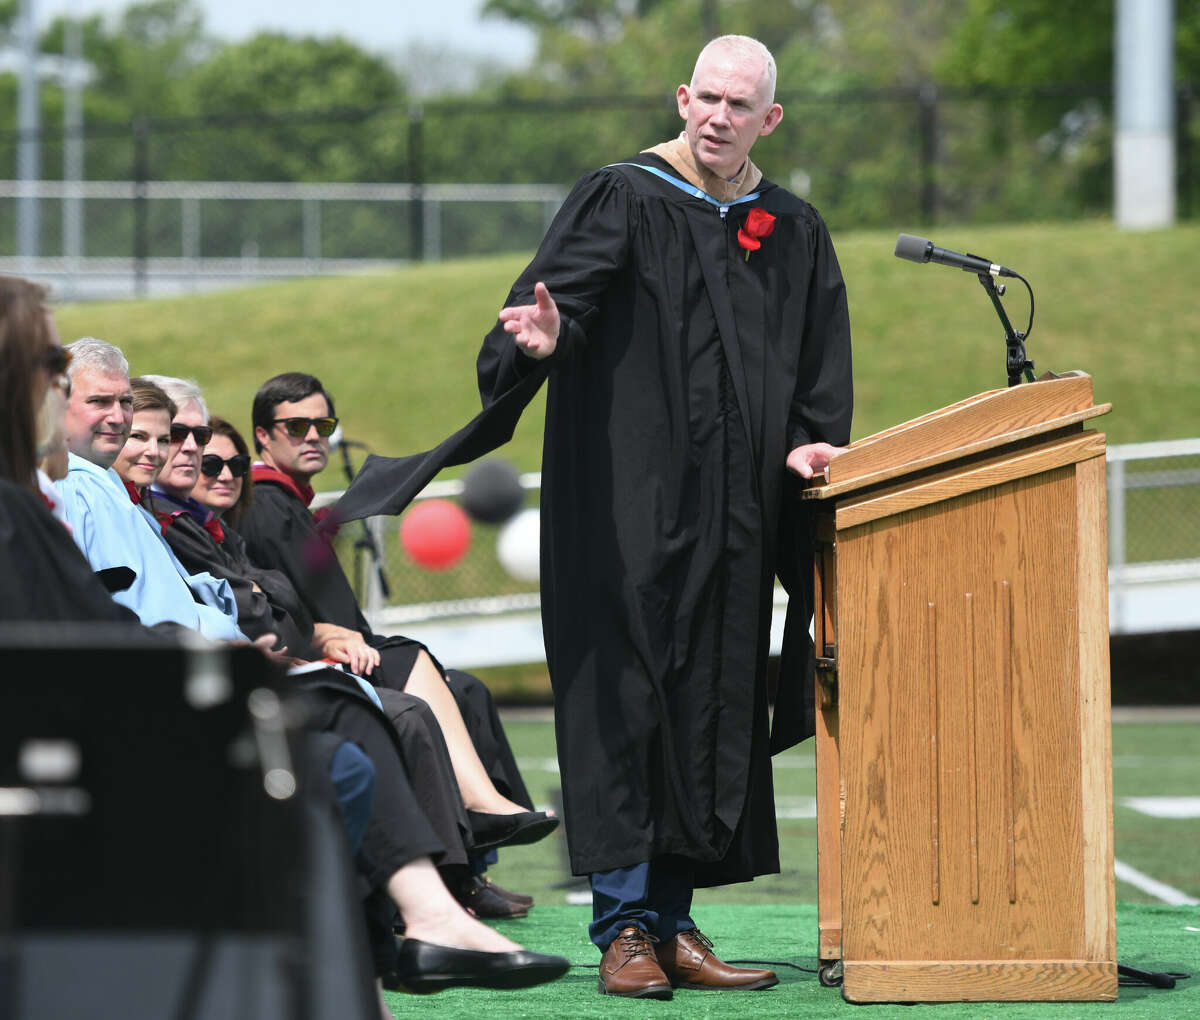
[460,459,524,524]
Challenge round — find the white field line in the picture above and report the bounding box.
[1113,858,1200,906]
[1121,796,1200,818]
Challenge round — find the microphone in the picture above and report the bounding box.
[894,233,1016,278]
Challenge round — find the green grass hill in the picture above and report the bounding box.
[55,219,1200,488]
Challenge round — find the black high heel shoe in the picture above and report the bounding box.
[467,809,560,852]
[384,938,570,994]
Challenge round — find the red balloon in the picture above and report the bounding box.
[399,499,471,570]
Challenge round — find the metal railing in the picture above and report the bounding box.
[1106,438,1200,634]
[0,178,566,300]
[312,439,1200,663]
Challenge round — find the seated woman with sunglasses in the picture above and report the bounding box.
[160,415,549,919]
[128,391,304,656]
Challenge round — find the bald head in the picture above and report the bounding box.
[677,34,783,179]
[692,35,777,106]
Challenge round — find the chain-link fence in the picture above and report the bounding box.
[2,83,1198,298]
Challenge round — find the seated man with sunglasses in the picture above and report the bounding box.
[147,378,368,666]
[239,373,553,909]
[54,340,245,640]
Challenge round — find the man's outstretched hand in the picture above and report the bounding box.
[499,281,560,360]
[786,442,844,480]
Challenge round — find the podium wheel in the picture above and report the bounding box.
[818,959,844,987]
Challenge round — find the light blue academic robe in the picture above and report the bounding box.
[57,453,246,641]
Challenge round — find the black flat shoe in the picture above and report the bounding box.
[385,937,570,994]
[468,809,560,852]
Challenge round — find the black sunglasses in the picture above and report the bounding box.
[272,416,338,439]
[42,345,72,376]
[170,423,214,446]
[200,453,251,479]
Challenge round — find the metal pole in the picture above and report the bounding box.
[64,11,85,294]
[133,118,149,298]
[181,196,199,291]
[1108,457,1127,633]
[17,0,41,267]
[1115,0,1176,228]
[409,105,424,262]
[918,83,938,226]
[302,197,321,270]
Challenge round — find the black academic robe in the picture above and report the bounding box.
[0,478,151,630]
[159,510,315,656]
[239,480,533,808]
[483,157,852,882]
[333,154,853,884]
[239,483,385,647]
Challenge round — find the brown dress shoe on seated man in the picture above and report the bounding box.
[655,928,779,990]
[598,927,673,999]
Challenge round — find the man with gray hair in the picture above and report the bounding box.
[55,339,245,640]
[61,337,133,471]
[337,34,852,995]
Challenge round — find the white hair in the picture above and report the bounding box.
[141,374,209,423]
[66,337,129,382]
[692,35,778,105]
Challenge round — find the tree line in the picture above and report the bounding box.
[1,0,1197,228]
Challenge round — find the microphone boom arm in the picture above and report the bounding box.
[338,440,391,601]
[974,263,1036,386]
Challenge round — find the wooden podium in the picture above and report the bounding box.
[803,372,1117,1003]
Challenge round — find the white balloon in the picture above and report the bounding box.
[496,507,540,583]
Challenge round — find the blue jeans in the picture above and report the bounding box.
[589,857,696,950]
[329,739,376,855]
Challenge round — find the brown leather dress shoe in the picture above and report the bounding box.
[598,926,673,999]
[655,929,779,990]
[456,875,529,919]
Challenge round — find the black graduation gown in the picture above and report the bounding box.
[159,510,316,656]
[333,154,853,884]
[0,478,151,630]
[238,480,533,808]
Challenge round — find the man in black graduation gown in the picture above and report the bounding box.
[325,33,852,999]
[486,34,854,997]
[236,373,537,820]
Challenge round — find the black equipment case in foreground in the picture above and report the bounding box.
[0,626,376,1020]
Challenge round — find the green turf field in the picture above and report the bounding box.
[487,713,1200,910]
[380,712,1199,1016]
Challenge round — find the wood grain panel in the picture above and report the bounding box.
[813,526,843,961]
[843,961,1118,1002]
[838,468,1086,965]
[1000,580,1016,904]
[1075,454,1116,963]
[809,406,1110,499]
[965,592,980,906]
[811,387,1115,1001]
[822,373,1099,486]
[834,431,1106,530]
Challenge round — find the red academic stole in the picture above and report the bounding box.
[251,464,339,539]
[251,464,314,507]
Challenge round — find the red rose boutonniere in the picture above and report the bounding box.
[737,207,776,261]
